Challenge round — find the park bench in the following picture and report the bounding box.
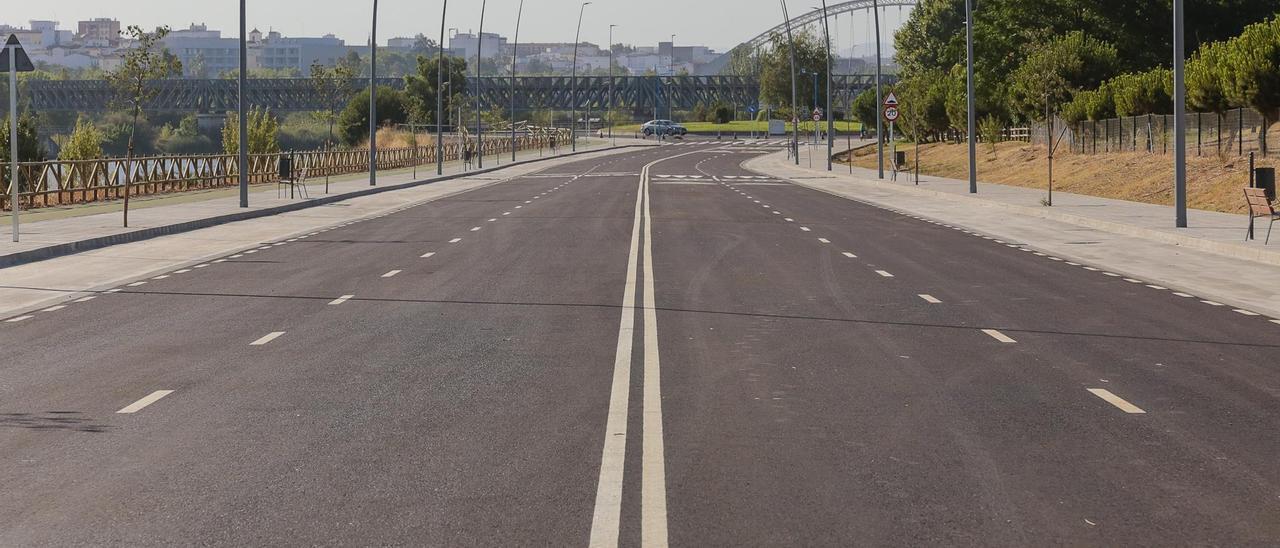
[1244,187,1277,243]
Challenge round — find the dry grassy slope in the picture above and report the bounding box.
[847,132,1280,214]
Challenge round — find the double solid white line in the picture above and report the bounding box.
[590,152,701,548]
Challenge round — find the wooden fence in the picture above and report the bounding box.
[0,131,569,211]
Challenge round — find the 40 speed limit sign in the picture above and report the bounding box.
[883,105,900,122]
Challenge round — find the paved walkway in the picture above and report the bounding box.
[0,139,626,266]
[752,145,1280,318]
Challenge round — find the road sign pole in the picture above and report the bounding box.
[9,46,18,242]
[369,0,378,186]
[965,0,977,194]
[238,0,249,207]
[1173,0,1187,228]
[873,0,883,179]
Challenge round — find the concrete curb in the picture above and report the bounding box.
[0,144,653,270]
[748,152,1280,268]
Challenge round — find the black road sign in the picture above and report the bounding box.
[1,35,36,72]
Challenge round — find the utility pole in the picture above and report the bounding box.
[1173,0,1187,227]
[475,0,487,169]
[238,0,249,206]
[780,0,799,166]
[436,1,448,175]
[511,0,523,163]
[965,0,977,193]
[369,0,378,186]
[570,2,591,152]
[7,40,19,241]
[820,1,833,171]
[874,0,883,179]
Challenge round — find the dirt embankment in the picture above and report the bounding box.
[845,136,1279,214]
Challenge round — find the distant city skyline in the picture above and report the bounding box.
[2,0,911,54]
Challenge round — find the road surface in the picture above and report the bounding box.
[2,141,1279,545]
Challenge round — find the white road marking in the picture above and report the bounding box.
[488,218,498,222]
[421,252,436,258]
[127,281,147,287]
[42,305,67,312]
[842,252,857,258]
[982,329,1017,343]
[250,332,286,346]
[784,218,795,222]
[471,226,482,232]
[1234,309,1260,316]
[1066,262,1081,266]
[153,275,170,280]
[74,296,96,303]
[1173,292,1194,298]
[503,212,511,215]
[244,250,258,254]
[116,390,175,414]
[6,315,33,323]
[329,295,355,305]
[875,270,894,278]
[1200,300,1224,306]
[1103,272,1121,277]
[175,269,192,274]
[1087,388,1146,414]
[1123,278,1143,284]
[772,211,781,214]
[1271,319,1280,325]
[800,227,812,232]
[918,294,942,304]
[106,289,122,293]
[515,205,523,209]
[382,270,403,278]
[818,238,830,243]
[230,254,243,258]
[450,238,463,243]
[640,169,669,547]
[212,259,227,263]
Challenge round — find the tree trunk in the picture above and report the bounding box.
[122,106,140,228]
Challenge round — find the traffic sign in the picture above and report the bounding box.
[813,113,822,122]
[883,92,899,107]
[747,104,758,114]
[1,35,35,73]
[883,106,900,122]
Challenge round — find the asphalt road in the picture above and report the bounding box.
[2,140,1279,546]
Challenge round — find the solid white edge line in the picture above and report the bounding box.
[641,161,669,548]
[1087,388,1146,414]
[116,390,175,414]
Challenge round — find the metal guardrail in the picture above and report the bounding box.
[0,130,571,211]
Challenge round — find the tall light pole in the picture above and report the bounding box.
[873,0,884,179]
[669,34,676,120]
[369,0,378,186]
[570,2,591,152]
[475,0,487,169]
[817,2,833,171]
[1173,0,1187,227]
[436,1,449,175]
[238,0,248,207]
[780,0,799,166]
[609,24,617,145]
[511,0,524,163]
[964,0,976,193]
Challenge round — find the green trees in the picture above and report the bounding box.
[105,24,182,227]
[1219,16,1280,153]
[58,116,105,161]
[156,115,213,154]
[850,89,880,130]
[896,68,949,141]
[758,31,827,118]
[403,55,468,125]
[310,62,356,151]
[1007,31,1119,122]
[0,114,46,173]
[337,86,410,145]
[222,107,280,155]
[1110,68,1173,117]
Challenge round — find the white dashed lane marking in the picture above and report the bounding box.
[116,390,175,414]
[6,315,33,323]
[818,238,830,244]
[918,294,942,304]
[875,270,894,278]
[982,329,1017,343]
[421,252,436,258]
[42,305,67,312]
[1088,388,1146,414]
[449,238,463,243]
[250,332,286,346]
[329,295,355,306]
[382,270,403,278]
[842,252,857,258]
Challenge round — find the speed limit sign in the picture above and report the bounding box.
[883,105,900,122]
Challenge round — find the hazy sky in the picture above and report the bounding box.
[7,1,912,53]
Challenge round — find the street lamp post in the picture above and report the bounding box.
[369,0,378,186]
[1173,0,1187,227]
[780,0,799,166]
[873,0,884,179]
[570,2,591,152]
[475,0,487,169]
[609,24,617,145]
[511,0,524,163]
[964,0,977,193]
[818,1,833,171]
[436,1,449,175]
[238,0,248,206]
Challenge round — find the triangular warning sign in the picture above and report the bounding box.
[1,35,36,73]
[883,92,899,107]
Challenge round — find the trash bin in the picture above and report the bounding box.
[1255,167,1276,201]
[278,156,293,181]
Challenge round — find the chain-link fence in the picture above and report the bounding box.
[1029,108,1274,157]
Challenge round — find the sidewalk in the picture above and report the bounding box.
[750,145,1280,318]
[0,138,634,268]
